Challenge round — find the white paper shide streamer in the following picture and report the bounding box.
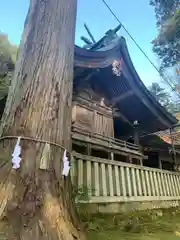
[12,137,22,169]
[62,149,70,177]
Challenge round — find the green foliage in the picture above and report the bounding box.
[0,33,18,62]
[76,186,91,201]
[148,82,169,104]
[81,208,180,240]
[150,0,179,26]
[148,82,180,115]
[0,33,17,75]
[151,1,180,69]
[74,185,95,202]
[158,10,180,44]
[0,33,18,100]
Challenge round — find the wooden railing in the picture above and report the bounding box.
[71,152,180,203]
[72,125,140,153]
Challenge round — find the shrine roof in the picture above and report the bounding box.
[155,130,180,146]
[73,37,177,136]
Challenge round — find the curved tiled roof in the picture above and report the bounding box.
[155,129,180,146]
[74,37,177,136]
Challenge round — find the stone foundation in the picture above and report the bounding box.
[77,200,180,215]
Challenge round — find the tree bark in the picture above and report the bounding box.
[0,0,84,239]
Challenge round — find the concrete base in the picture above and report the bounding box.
[77,200,180,215]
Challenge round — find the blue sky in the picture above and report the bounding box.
[0,0,163,87]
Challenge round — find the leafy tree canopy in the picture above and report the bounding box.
[0,33,18,75]
[150,0,179,26]
[0,33,18,100]
[148,82,180,115]
[151,1,180,70]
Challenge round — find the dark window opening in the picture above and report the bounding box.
[143,151,159,168]
[132,158,140,165]
[72,143,86,154]
[114,153,127,162]
[127,138,134,144]
[162,160,173,171]
[91,149,109,159]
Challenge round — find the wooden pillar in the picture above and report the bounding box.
[87,143,91,156]
[170,128,177,166]
[111,152,114,160]
[159,158,162,169]
[140,158,143,166]
[129,155,132,164]
[108,152,114,160]
[133,120,140,146]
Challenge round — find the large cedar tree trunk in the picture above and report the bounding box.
[0,0,84,239]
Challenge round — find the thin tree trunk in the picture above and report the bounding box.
[0,0,84,239]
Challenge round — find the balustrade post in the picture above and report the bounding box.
[141,170,147,196]
[120,166,127,197]
[108,165,114,196]
[126,167,132,197]
[101,163,107,196]
[86,161,92,196]
[115,166,121,196]
[94,162,100,196]
[78,159,83,189]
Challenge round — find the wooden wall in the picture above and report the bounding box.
[72,105,94,133]
[94,112,114,137]
[72,87,114,138]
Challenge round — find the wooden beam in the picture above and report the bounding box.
[111,90,134,106]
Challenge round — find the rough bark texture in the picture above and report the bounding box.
[0,0,84,239]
